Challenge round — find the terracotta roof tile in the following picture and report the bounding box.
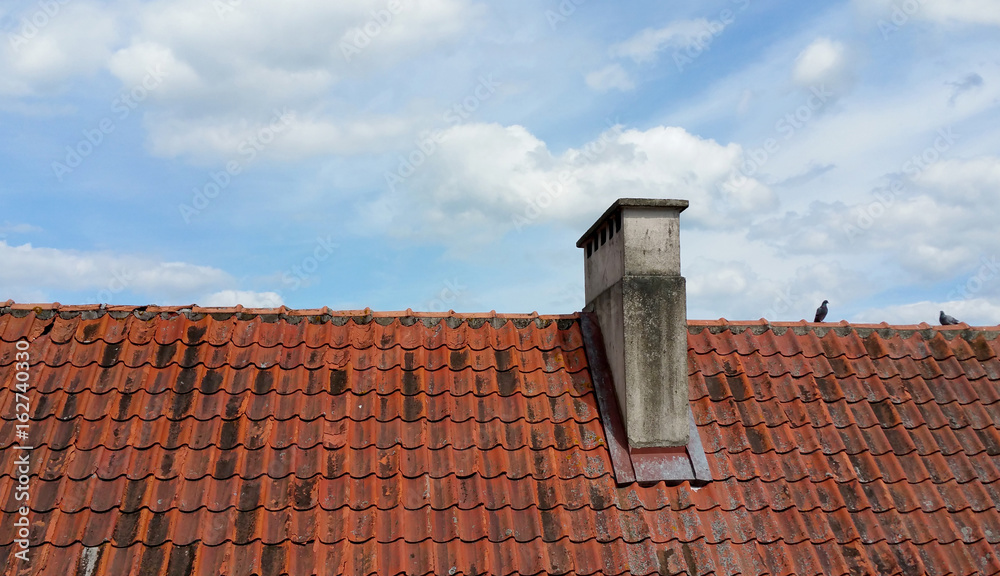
[3,306,1000,574]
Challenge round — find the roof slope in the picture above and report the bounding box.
[1,304,1000,575]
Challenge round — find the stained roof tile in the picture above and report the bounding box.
[4,307,1000,574]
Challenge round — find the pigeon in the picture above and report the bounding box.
[814,300,829,323]
[940,311,961,325]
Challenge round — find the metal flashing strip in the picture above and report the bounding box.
[686,409,713,483]
[579,312,636,484]
[629,411,712,485]
[579,312,711,485]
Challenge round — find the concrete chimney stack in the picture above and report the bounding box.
[576,198,689,448]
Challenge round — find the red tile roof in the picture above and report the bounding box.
[2,303,1000,575]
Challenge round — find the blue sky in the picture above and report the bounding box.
[2,0,1000,324]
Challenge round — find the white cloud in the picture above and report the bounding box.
[0,222,41,236]
[0,2,119,96]
[100,0,476,160]
[920,0,1000,26]
[610,19,724,63]
[368,121,777,249]
[107,42,201,98]
[751,156,1000,281]
[660,41,999,229]
[200,290,284,308]
[857,0,1000,27]
[792,37,850,90]
[915,155,1000,197]
[143,110,411,163]
[684,254,874,322]
[584,64,634,92]
[0,241,285,307]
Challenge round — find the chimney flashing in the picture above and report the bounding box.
[579,311,710,485]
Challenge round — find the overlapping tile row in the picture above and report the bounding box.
[7,536,1000,576]
[1,363,594,397]
[687,346,1000,382]
[3,338,589,372]
[0,415,607,451]
[0,310,583,351]
[7,501,1000,548]
[0,540,666,576]
[688,322,1000,362]
[0,387,599,423]
[3,306,1000,575]
[0,444,612,482]
[689,369,1000,415]
[8,472,1000,516]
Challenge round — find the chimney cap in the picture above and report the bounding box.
[575,198,689,248]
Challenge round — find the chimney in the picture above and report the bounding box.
[577,198,689,448]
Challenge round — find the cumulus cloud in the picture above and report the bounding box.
[1,0,473,158]
[97,0,475,160]
[751,156,1000,281]
[584,64,634,92]
[368,121,777,248]
[0,2,119,96]
[684,255,874,322]
[792,37,851,92]
[915,155,1000,198]
[0,241,284,307]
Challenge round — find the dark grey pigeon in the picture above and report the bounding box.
[814,300,829,323]
[940,311,961,325]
